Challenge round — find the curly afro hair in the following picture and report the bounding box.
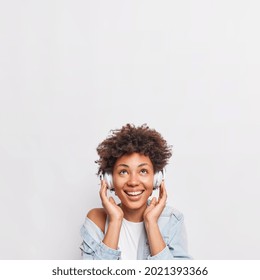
[96,123,172,174]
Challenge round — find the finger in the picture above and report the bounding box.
[99,180,108,200]
[149,197,157,207]
[162,181,167,199]
[158,181,167,204]
[109,196,116,205]
[157,182,163,200]
[161,181,167,194]
[99,179,106,192]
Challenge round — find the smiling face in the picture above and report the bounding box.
[112,152,154,216]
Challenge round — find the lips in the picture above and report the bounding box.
[124,190,144,197]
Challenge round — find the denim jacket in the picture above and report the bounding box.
[80,204,192,260]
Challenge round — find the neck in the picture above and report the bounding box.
[120,203,147,222]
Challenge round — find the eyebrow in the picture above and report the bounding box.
[116,163,151,168]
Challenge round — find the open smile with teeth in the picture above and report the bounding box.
[125,191,144,196]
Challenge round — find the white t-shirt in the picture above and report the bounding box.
[118,218,146,260]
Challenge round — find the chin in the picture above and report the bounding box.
[121,198,148,210]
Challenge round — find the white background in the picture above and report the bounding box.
[0,0,260,259]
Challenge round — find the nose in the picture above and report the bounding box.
[127,172,140,187]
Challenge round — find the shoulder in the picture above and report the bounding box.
[87,208,107,233]
[158,204,185,231]
[161,204,184,221]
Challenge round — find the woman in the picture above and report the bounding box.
[80,124,191,260]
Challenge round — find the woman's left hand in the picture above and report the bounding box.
[143,181,167,224]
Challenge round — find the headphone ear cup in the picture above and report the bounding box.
[153,169,165,190]
[153,171,162,190]
[103,172,114,190]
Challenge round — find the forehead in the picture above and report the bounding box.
[114,153,153,167]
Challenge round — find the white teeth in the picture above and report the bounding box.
[126,191,143,196]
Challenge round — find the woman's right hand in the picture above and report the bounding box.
[99,179,124,223]
[99,180,123,250]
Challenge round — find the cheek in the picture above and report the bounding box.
[112,177,126,192]
[113,176,124,185]
[141,176,154,187]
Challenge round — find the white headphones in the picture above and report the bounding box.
[100,169,165,190]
